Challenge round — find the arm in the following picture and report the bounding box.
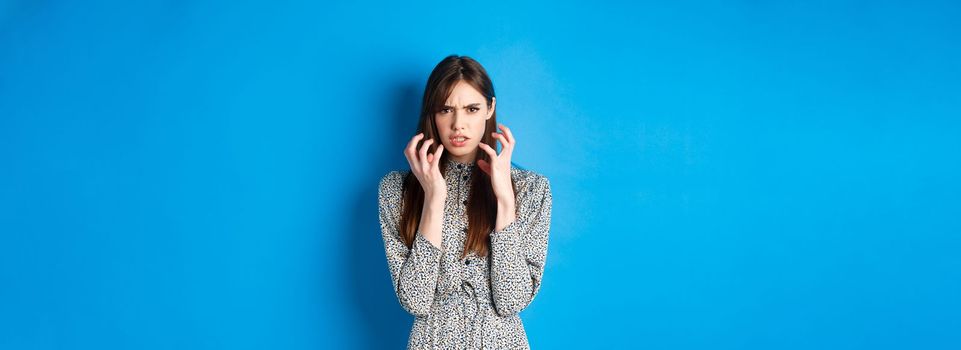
[489,175,552,317]
[378,172,442,318]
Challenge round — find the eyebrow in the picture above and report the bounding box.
[442,103,482,109]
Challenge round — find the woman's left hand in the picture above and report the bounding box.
[477,123,516,207]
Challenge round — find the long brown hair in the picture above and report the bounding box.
[399,55,515,259]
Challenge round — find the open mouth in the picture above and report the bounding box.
[450,136,469,147]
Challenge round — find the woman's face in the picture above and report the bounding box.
[435,80,496,164]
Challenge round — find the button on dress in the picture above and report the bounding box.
[377,158,552,349]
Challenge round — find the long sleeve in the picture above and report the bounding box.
[378,171,443,318]
[489,174,552,317]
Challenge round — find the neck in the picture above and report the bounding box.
[449,157,475,166]
[448,152,476,165]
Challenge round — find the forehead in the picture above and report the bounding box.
[444,81,486,106]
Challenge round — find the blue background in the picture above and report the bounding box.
[2,1,959,349]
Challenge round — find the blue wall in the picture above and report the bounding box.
[1,1,959,349]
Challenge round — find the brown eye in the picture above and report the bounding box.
[469,107,479,113]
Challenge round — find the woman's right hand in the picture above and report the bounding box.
[405,133,447,205]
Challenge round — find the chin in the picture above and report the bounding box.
[447,147,474,158]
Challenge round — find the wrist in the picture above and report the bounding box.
[424,196,446,209]
[424,190,446,205]
[494,200,516,232]
[496,197,515,212]
[419,201,444,249]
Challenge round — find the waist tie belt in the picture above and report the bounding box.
[435,280,490,348]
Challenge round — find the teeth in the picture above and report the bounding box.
[453,137,466,142]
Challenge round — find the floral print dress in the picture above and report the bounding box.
[378,158,552,349]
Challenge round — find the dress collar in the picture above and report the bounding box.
[448,157,475,168]
[445,157,476,176]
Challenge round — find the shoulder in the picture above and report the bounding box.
[378,170,410,205]
[510,166,551,201]
[511,167,549,187]
[379,170,409,190]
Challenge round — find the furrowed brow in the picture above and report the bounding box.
[442,103,483,109]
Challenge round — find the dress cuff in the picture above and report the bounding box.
[490,218,524,244]
[413,230,443,256]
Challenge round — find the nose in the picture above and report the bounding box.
[451,110,467,131]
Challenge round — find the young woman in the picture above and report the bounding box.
[377,55,552,349]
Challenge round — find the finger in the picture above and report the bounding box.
[431,144,444,171]
[404,146,418,171]
[406,133,424,155]
[419,139,434,170]
[476,158,491,176]
[493,132,515,156]
[404,149,415,169]
[405,133,424,166]
[477,141,498,160]
[492,132,509,150]
[497,133,513,155]
[498,124,515,149]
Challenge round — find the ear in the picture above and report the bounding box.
[486,97,496,120]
